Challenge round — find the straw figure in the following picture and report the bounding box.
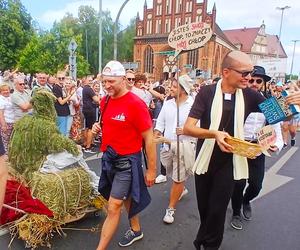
[8,90,79,180]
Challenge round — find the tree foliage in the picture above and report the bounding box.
[117,18,136,63]
[0,0,34,70]
[1,3,136,76]
[18,14,89,76]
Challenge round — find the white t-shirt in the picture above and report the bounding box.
[0,95,15,123]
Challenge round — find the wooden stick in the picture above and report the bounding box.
[3,204,26,214]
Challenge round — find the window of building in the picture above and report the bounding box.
[138,27,142,36]
[185,16,191,24]
[175,17,181,28]
[186,1,192,12]
[156,4,162,15]
[144,45,154,74]
[166,0,172,15]
[187,49,199,68]
[146,14,152,35]
[176,0,182,13]
[156,19,162,33]
[165,18,171,33]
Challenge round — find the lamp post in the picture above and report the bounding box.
[290,40,300,80]
[98,0,102,73]
[113,0,130,60]
[276,6,291,57]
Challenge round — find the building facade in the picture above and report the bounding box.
[223,23,288,79]
[133,0,236,81]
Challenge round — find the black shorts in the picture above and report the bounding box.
[83,111,96,129]
[110,168,132,200]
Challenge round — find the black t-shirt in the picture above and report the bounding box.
[0,135,5,156]
[52,84,70,116]
[189,84,265,164]
[82,85,97,114]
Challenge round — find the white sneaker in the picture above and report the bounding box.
[155,174,167,184]
[163,208,176,224]
[179,187,188,201]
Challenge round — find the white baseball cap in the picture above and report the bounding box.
[102,61,126,77]
[178,74,194,94]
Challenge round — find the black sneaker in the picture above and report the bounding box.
[242,203,252,221]
[283,143,288,149]
[291,138,296,146]
[118,229,143,247]
[230,215,243,230]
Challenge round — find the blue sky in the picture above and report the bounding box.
[21,0,300,76]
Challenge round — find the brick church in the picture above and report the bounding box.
[133,0,236,81]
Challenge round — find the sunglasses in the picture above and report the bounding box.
[127,78,135,81]
[58,77,65,81]
[18,83,25,86]
[249,79,263,84]
[229,68,254,78]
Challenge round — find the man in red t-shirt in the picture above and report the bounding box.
[93,61,156,250]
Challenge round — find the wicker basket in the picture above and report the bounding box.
[225,136,262,159]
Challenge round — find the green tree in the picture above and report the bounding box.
[18,15,89,77]
[78,6,114,74]
[0,0,34,70]
[117,18,136,62]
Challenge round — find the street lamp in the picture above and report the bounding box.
[113,0,130,60]
[290,40,300,80]
[99,0,102,73]
[276,6,291,57]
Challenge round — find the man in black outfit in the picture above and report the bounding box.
[82,76,100,152]
[184,51,265,250]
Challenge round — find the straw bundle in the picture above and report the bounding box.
[10,214,61,249]
[30,167,92,218]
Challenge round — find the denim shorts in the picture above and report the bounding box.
[110,168,132,200]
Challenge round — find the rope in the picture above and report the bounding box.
[75,169,82,207]
[53,172,67,214]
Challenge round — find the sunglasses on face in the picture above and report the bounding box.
[58,77,65,81]
[229,68,254,78]
[18,83,25,86]
[127,78,135,81]
[249,79,263,84]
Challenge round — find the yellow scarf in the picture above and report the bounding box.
[192,80,248,180]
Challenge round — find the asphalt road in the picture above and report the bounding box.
[1,134,300,250]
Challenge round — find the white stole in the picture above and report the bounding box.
[192,80,248,180]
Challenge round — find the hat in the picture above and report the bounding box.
[276,81,283,87]
[252,66,271,82]
[102,61,125,77]
[178,74,194,94]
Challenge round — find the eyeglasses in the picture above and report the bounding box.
[229,68,254,78]
[38,77,46,79]
[58,77,65,81]
[18,83,25,86]
[127,78,135,81]
[249,79,263,84]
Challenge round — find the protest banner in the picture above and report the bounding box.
[168,21,213,58]
[257,125,277,150]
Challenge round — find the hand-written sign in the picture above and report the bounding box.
[168,21,213,58]
[257,125,277,150]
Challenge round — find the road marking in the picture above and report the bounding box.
[257,147,298,199]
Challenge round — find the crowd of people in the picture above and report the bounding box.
[1,51,300,250]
